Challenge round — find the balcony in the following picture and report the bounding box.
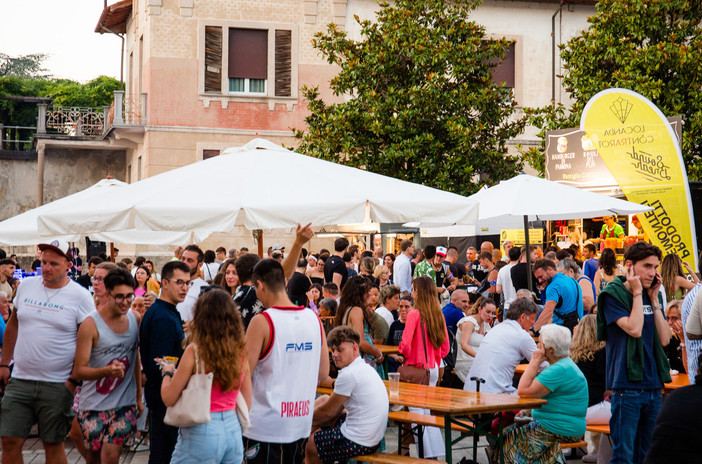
[36,91,146,140]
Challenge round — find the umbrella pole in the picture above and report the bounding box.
[524,215,533,292]
[254,229,264,258]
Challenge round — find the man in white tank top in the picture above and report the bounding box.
[74,267,142,464]
[244,257,329,464]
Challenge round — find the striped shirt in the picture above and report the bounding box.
[681,283,702,384]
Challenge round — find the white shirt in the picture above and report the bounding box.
[334,356,389,446]
[393,253,412,294]
[375,306,394,328]
[12,277,94,382]
[464,319,537,394]
[496,263,517,309]
[176,277,207,321]
[199,263,220,282]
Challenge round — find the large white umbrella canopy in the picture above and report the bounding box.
[0,179,189,246]
[470,173,653,221]
[407,173,653,291]
[38,139,479,240]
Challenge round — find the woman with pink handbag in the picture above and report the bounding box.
[160,288,252,464]
[398,276,450,458]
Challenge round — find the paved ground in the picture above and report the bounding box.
[7,425,590,464]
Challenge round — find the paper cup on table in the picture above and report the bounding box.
[388,372,400,396]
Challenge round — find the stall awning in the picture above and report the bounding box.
[95,0,133,34]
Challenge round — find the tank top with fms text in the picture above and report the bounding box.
[244,306,323,443]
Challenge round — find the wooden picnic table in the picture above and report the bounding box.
[318,380,546,464]
[664,373,690,391]
[376,344,400,356]
[516,363,689,393]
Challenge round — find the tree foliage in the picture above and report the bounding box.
[522,0,702,179]
[294,0,526,196]
[0,75,121,128]
[0,53,49,78]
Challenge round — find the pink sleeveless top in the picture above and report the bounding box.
[210,381,240,412]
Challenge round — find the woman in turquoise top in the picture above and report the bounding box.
[501,324,588,464]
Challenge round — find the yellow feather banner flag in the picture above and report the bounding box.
[581,88,697,269]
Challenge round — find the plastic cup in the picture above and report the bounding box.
[388,372,400,396]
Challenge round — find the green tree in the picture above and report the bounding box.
[0,53,49,78]
[522,0,702,179]
[294,0,526,196]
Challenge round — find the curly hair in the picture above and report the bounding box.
[188,288,246,391]
[570,314,605,363]
[412,276,446,349]
[335,276,373,333]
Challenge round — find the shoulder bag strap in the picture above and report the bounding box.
[420,318,429,368]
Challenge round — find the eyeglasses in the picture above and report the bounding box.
[91,276,104,283]
[165,278,192,288]
[111,293,135,304]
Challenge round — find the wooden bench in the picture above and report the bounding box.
[388,410,474,433]
[561,440,588,449]
[351,453,445,463]
[586,424,610,435]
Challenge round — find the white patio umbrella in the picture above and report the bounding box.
[37,139,480,242]
[408,173,653,290]
[470,174,651,222]
[470,173,653,290]
[0,179,190,246]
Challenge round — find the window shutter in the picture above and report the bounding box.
[274,30,292,97]
[204,26,223,92]
[229,29,268,79]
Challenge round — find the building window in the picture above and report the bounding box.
[491,42,515,89]
[202,23,295,98]
[203,149,220,160]
[228,28,268,95]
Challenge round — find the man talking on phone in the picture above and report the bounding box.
[596,242,672,464]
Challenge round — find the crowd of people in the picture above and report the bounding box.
[0,222,700,464]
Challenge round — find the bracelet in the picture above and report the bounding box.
[68,378,83,387]
[162,371,174,378]
[633,293,642,298]
[0,365,10,369]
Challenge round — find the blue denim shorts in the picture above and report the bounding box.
[170,410,243,464]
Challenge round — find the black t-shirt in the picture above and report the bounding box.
[450,261,466,282]
[234,284,265,329]
[324,255,348,290]
[76,274,92,291]
[472,259,488,282]
[575,348,607,407]
[664,336,686,374]
[287,271,311,307]
[510,262,536,292]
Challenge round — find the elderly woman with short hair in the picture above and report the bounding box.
[501,324,588,464]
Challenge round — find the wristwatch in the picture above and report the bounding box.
[68,377,83,387]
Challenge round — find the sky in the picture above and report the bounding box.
[1,1,122,83]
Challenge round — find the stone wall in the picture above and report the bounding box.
[0,147,126,221]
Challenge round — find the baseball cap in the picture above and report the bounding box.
[272,244,285,251]
[436,246,447,257]
[38,239,71,260]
